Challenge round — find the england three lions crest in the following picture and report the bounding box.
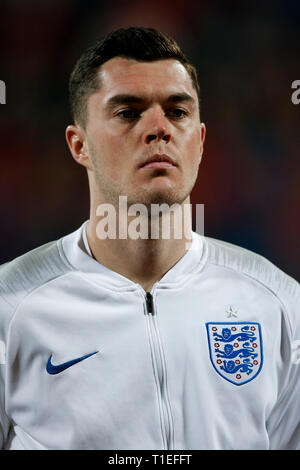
[206,322,263,386]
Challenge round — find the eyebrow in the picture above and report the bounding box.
[104,92,195,110]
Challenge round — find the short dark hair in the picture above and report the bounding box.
[69,26,200,128]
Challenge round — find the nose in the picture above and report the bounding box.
[142,107,171,145]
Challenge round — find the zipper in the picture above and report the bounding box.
[146,292,154,314]
[144,291,174,450]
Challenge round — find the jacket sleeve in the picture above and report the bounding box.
[0,295,13,449]
[266,280,300,449]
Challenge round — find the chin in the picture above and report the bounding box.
[129,187,190,208]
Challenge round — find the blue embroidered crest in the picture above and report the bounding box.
[206,322,263,386]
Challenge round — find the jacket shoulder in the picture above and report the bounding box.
[0,238,72,314]
[204,236,299,307]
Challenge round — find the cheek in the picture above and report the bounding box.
[92,129,127,169]
[183,128,201,165]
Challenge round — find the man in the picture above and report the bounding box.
[0,27,299,450]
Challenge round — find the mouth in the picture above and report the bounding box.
[139,154,177,170]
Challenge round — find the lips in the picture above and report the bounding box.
[139,154,177,169]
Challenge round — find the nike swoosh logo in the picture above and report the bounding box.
[46,351,99,375]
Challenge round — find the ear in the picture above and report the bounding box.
[200,122,206,153]
[199,122,206,162]
[65,124,93,171]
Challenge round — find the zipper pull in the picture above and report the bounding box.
[146,292,154,315]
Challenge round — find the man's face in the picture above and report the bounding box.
[83,57,205,208]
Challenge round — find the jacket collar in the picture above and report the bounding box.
[61,220,205,291]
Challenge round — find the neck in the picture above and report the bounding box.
[86,196,193,292]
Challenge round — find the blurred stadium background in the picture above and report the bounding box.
[0,0,299,279]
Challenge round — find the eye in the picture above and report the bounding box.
[116,109,140,120]
[167,108,188,119]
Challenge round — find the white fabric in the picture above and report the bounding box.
[0,220,299,450]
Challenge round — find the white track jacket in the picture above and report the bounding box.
[0,221,299,450]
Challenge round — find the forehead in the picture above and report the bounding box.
[96,57,196,102]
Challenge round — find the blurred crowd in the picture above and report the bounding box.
[0,0,299,279]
